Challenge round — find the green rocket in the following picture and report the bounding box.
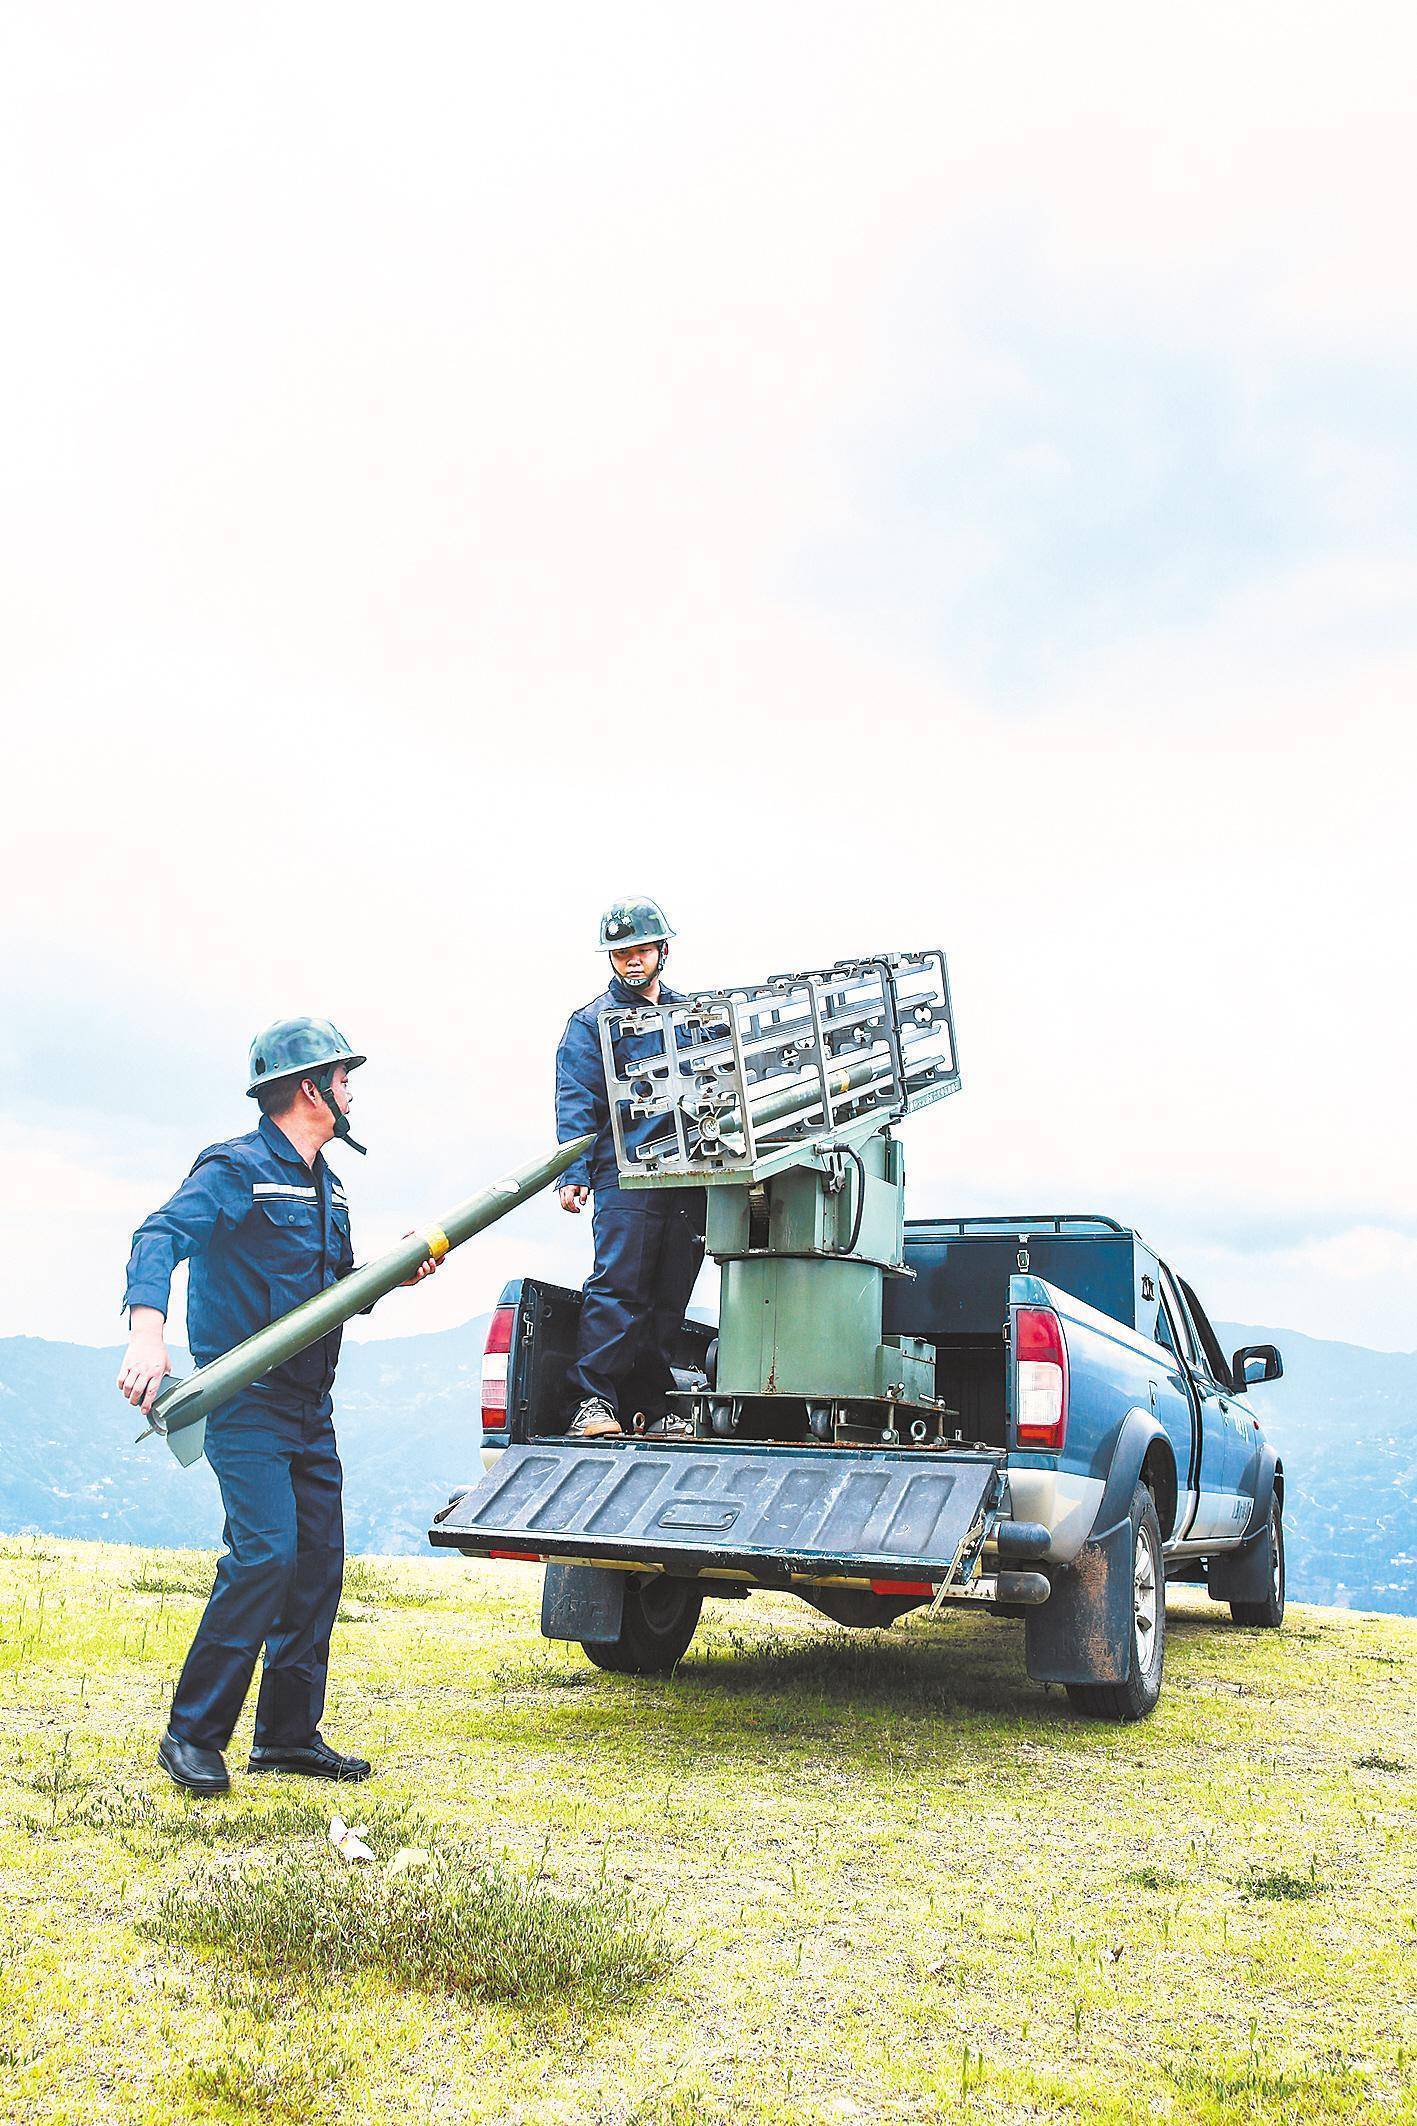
[142,1134,593,1466]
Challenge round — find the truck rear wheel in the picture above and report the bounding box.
[1229,1500,1285,1628]
[582,1574,703,1675]
[1065,1483,1166,1722]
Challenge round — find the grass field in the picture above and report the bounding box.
[1,1538,1413,2125]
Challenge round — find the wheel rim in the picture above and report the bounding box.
[1134,1523,1159,1670]
[1271,1512,1283,1604]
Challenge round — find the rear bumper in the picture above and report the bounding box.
[1001,1468,1104,1563]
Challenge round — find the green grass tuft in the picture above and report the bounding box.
[176,2031,355,2124]
[1244,1864,1325,1902]
[1168,2044,1377,2119]
[625,2085,818,2126]
[341,1559,440,1607]
[127,1559,213,1598]
[1128,1862,1180,1890]
[67,1783,160,1833]
[149,1837,672,2007]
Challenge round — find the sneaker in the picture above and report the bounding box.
[643,1412,696,1439]
[567,1399,622,1439]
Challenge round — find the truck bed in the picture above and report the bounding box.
[881,1216,1168,1450]
[495,1279,715,1442]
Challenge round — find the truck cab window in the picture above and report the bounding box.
[1158,1269,1197,1366]
[1178,1278,1234,1391]
[1140,1281,1177,1354]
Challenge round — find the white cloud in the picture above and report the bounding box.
[1291,1227,1417,1285]
[1183,1227,1417,1353]
[2,3,1416,1353]
[0,1120,159,1344]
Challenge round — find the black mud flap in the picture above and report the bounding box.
[1025,1518,1132,1685]
[1206,1520,1275,1606]
[541,1561,626,1644]
[429,1438,1003,1585]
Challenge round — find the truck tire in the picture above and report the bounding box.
[1229,1499,1285,1628]
[1065,1483,1166,1722]
[582,1574,703,1675]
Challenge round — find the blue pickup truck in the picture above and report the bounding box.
[431,1213,1285,1721]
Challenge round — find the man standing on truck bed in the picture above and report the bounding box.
[556,899,706,1439]
[117,1018,436,1797]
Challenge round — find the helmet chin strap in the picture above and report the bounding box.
[612,942,666,992]
[316,1067,366,1155]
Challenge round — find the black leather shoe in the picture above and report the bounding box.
[158,1729,229,1796]
[247,1735,372,1781]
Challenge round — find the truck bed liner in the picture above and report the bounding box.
[430,1438,1005,1582]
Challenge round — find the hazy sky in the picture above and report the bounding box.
[3,4,1415,1355]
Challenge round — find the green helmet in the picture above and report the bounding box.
[246,1017,368,1155]
[247,1017,365,1096]
[597,899,675,953]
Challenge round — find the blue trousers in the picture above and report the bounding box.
[569,1189,706,1419]
[170,1389,345,1752]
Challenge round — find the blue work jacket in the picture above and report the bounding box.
[556,976,707,1194]
[123,1114,355,1402]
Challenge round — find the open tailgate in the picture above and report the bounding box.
[429,1438,1004,1585]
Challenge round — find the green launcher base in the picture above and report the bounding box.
[697,1132,942,1446]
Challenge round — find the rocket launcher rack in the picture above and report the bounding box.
[601,948,962,1446]
[601,950,961,1188]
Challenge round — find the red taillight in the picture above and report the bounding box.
[482,1305,514,1433]
[1014,1306,1068,1450]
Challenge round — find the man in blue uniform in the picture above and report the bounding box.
[555,900,706,1439]
[118,1017,434,1796]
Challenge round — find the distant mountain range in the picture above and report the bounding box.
[1217,1321,1416,1616]
[0,1318,494,1560]
[1,1315,1412,1616]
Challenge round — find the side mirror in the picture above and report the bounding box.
[1232,1344,1283,1389]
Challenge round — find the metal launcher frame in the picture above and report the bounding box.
[600,951,962,1447]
